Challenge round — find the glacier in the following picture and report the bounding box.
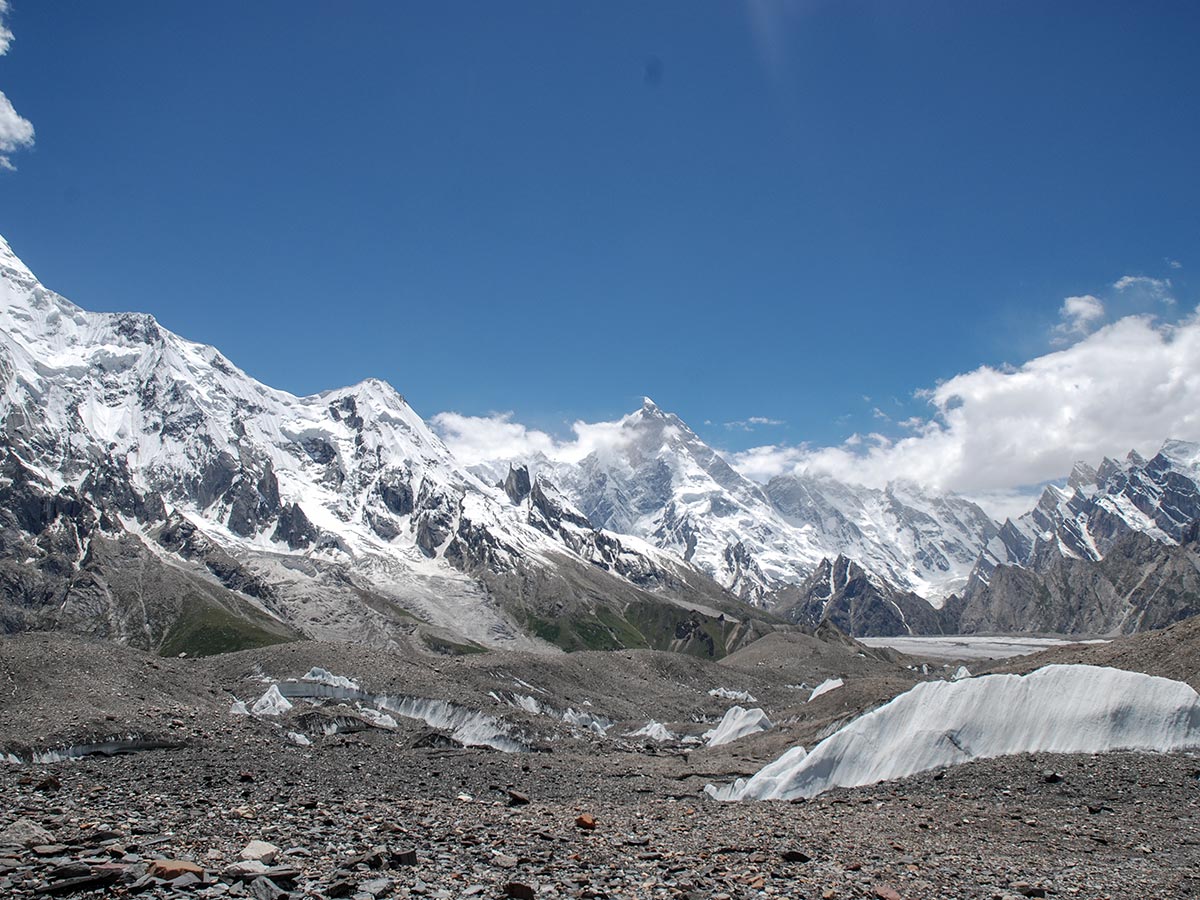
[708,665,1200,801]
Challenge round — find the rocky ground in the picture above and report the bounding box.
[1,631,1198,899]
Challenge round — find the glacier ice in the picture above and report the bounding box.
[705,706,772,747]
[705,745,809,801]
[709,687,757,702]
[709,665,1200,801]
[809,678,844,701]
[251,685,294,717]
[626,721,676,742]
[301,668,360,691]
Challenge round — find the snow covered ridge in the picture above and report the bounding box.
[707,665,1200,801]
[472,401,1006,606]
[0,232,761,653]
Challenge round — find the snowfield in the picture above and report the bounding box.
[707,665,1200,801]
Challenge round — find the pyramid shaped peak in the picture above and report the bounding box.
[1067,460,1099,490]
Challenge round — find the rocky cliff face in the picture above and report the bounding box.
[954,445,1200,635]
[775,555,956,637]
[954,524,1200,635]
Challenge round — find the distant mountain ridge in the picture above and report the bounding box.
[951,443,1200,634]
[1,232,1198,650]
[469,399,1005,607]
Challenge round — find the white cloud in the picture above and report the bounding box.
[722,443,810,483]
[1055,294,1105,339]
[0,2,11,56]
[724,415,785,431]
[431,410,633,467]
[729,311,1200,514]
[429,411,561,464]
[1168,259,1183,270]
[0,91,33,170]
[0,1,34,171]
[1113,275,1170,293]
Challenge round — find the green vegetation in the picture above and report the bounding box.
[518,600,752,658]
[517,608,633,652]
[420,633,488,656]
[158,598,299,657]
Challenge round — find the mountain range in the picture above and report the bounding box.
[1,233,1197,655]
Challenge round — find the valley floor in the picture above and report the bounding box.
[1,739,1197,899]
[1,631,1198,899]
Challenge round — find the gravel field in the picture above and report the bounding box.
[2,631,1198,899]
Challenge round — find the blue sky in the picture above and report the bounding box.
[0,1,1197,504]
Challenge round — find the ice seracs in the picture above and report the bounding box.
[301,668,360,691]
[626,721,676,742]
[808,677,843,701]
[709,665,1200,801]
[704,706,772,747]
[250,685,293,717]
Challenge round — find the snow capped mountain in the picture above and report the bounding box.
[478,399,826,601]
[776,554,954,637]
[468,400,1200,637]
[471,398,1003,610]
[0,235,760,655]
[764,473,1000,603]
[953,443,1200,634]
[4,228,1200,647]
[1002,442,1200,567]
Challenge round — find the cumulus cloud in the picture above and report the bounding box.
[1055,294,1105,340]
[429,411,562,464]
[722,443,810,483]
[431,410,633,467]
[0,0,34,171]
[728,311,1200,513]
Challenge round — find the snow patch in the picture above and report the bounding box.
[355,706,398,729]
